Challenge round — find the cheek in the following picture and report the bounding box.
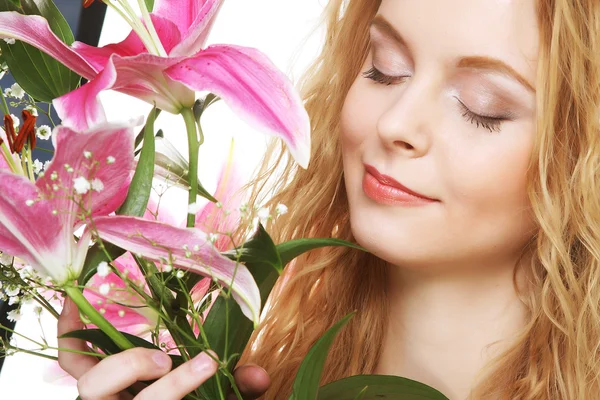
[441,126,536,250]
[340,77,376,149]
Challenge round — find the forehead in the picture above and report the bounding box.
[375,0,539,81]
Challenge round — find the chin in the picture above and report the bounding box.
[348,206,434,268]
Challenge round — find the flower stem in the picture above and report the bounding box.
[181,107,199,228]
[137,0,167,57]
[64,285,134,351]
[103,0,160,57]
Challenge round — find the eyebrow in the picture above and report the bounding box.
[369,15,535,92]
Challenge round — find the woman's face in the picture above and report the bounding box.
[340,0,539,271]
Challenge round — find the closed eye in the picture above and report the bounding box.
[362,65,408,86]
[455,97,509,133]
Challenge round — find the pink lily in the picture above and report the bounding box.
[89,159,260,323]
[83,150,247,339]
[0,0,311,167]
[0,119,136,284]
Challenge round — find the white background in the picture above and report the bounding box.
[0,0,325,398]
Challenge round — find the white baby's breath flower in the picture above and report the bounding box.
[32,159,44,174]
[275,203,288,216]
[163,264,173,273]
[99,283,110,296]
[106,156,115,164]
[7,309,21,322]
[91,178,104,192]
[3,38,15,45]
[35,125,52,140]
[73,176,91,194]
[208,233,219,244]
[188,202,201,215]
[43,160,51,170]
[8,296,19,306]
[118,310,126,317]
[25,199,34,206]
[9,114,19,129]
[9,83,24,100]
[176,270,185,279]
[83,150,92,159]
[3,88,11,97]
[257,207,270,222]
[96,261,110,278]
[24,105,38,117]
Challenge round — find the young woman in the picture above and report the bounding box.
[57,0,600,399]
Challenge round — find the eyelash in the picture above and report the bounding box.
[362,66,507,133]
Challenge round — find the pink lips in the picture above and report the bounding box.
[362,164,438,206]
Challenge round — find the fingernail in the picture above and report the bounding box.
[191,351,217,373]
[152,352,170,368]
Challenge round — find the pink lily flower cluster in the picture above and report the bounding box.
[0,0,311,167]
[0,0,313,327]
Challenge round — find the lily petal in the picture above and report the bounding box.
[72,14,181,70]
[0,12,96,79]
[166,44,311,168]
[85,253,158,335]
[92,216,261,324]
[53,58,117,131]
[108,53,194,113]
[195,150,244,251]
[0,171,77,283]
[166,0,224,57]
[36,121,137,228]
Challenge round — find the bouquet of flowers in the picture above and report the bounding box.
[0,0,448,398]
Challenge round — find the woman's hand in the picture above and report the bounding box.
[57,298,270,400]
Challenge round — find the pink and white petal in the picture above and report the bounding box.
[53,58,117,131]
[108,53,194,114]
[36,122,137,225]
[195,156,244,251]
[0,171,75,281]
[84,253,158,334]
[145,194,184,227]
[167,0,224,57]
[71,29,147,71]
[92,216,261,324]
[91,173,132,220]
[0,12,96,79]
[153,0,205,35]
[166,45,311,168]
[149,14,182,55]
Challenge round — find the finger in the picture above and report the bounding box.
[76,348,172,400]
[57,297,99,379]
[134,351,218,400]
[233,364,271,399]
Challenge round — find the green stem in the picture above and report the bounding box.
[181,107,199,228]
[0,85,10,115]
[0,141,22,175]
[137,0,167,57]
[64,285,134,351]
[25,146,34,182]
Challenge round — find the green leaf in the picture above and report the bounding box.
[317,375,450,400]
[117,106,157,217]
[0,0,81,102]
[20,0,74,45]
[79,242,125,286]
[199,231,366,399]
[290,313,355,400]
[278,238,365,266]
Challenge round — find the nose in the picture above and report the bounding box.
[376,80,433,158]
